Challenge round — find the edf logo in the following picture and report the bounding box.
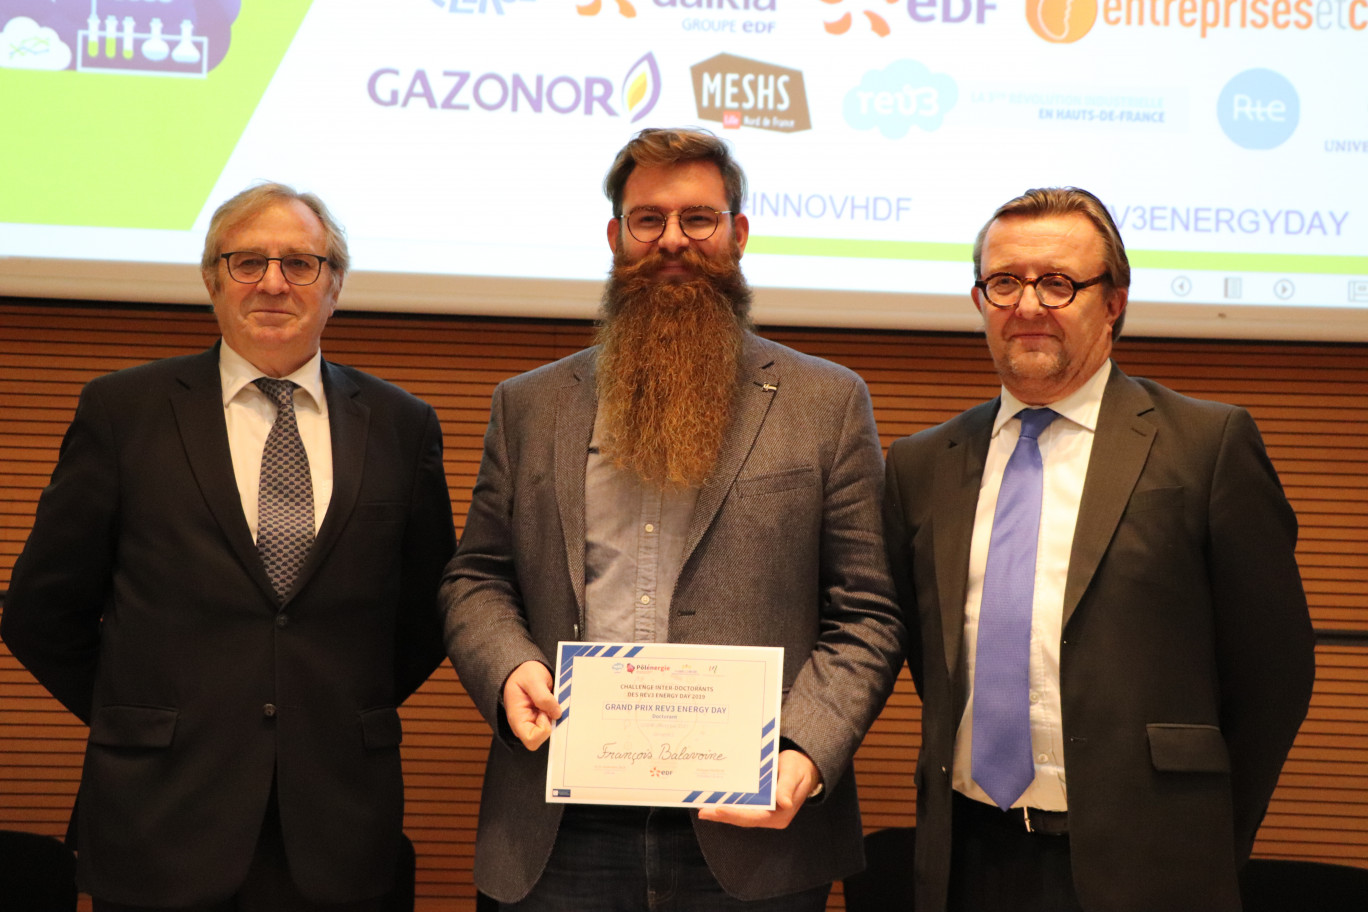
[906,0,997,23]
[1218,69,1299,150]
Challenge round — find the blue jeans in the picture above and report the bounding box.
[503,805,832,912]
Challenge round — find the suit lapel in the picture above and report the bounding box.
[555,352,598,619]
[290,360,365,602]
[934,400,996,679]
[681,336,778,568]
[1063,366,1156,627]
[170,344,278,605]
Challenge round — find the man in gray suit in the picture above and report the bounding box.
[441,128,904,910]
[883,187,1315,912]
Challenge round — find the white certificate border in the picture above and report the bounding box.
[545,642,782,809]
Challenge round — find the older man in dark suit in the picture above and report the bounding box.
[883,187,1315,912]
[2,183,455,910]
[441,128,905,910]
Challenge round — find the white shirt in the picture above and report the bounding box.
[953,360,1112,811]
[219,342,333,540]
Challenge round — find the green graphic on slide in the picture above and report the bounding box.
[748,236,1368,276]
[747,238,972,263]
[0,2,313,230]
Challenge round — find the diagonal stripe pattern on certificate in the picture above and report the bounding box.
[556,643,646,723]
[681,715,776,807]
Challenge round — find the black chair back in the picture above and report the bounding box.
[0,830,78,912]
[1240,858,1368,912]
[843,826,916,912]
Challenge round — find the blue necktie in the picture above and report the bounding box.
[255,378,314,602]
[972,407,1058,809]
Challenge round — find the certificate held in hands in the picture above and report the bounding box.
[546,642,783,809]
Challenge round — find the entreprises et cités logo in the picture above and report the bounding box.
[1029,0,1367,43]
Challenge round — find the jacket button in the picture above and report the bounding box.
[263,703,277,718]
[276,614,289,628]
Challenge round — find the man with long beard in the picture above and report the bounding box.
[440,128,905,910]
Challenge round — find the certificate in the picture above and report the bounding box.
[545,642,783,809]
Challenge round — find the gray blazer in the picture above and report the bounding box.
[441,334,905,902]
[884,365,1315,912]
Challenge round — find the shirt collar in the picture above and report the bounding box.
[218,341,326,413]
[992,359,1112,436]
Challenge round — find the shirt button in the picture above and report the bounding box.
[263,704,277,718]
[644,523,655,533]
[640,595,651,605]
[276,614,289,628]
[1029,691,1040,703]
[1037,753,1050,764]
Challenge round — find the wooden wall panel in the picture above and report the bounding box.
[1,300,1364,910]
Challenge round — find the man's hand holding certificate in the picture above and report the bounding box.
[545,643,783,810]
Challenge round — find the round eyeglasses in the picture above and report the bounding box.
[974,272,1108,309]
[620,206,732,244]
[221,252,330,286]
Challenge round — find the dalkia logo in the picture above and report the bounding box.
[690,53,811,133]
[366,52,660,123]
[1026,0,1098,42]
[577,0,641,16]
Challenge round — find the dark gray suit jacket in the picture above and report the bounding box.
[2,344,456,906]
[884,364,1315,912]
[442,334,905,902]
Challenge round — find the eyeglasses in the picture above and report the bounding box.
[975,272,1108,310]
[619,206,732,243]
[221,252,330,286]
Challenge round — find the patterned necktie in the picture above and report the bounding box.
[972,407,1058,809]
[255,378,314,602]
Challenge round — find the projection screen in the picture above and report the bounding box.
[3,0,1367,341]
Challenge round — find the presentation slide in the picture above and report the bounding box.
[3,0,1367,340]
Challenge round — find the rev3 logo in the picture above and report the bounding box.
[844,60,958,138]
[367,52,661,122]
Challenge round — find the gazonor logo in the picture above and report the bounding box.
[623,52,661,123]
[844,59,957,139]
[1217,68,1299,150]
[691,53,811,133]
[1026,0,1097,42]
[366,52,661,122]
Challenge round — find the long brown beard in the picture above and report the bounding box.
[595,242,753,488]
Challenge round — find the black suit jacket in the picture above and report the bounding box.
[884,365,1315,912]
[2,344,455,906]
